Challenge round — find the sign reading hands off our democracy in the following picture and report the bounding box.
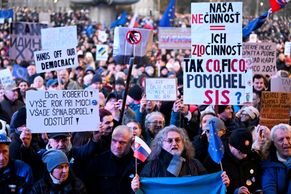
[26,90,100,133]
[145,78,177,101]
[184,2,251,105]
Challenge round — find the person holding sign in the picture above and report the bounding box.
[131,126,230,192]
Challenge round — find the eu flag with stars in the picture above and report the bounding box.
[0,9,13,19]
[110,11,127,29]
[208,120,224,164]
[159,0,175,27]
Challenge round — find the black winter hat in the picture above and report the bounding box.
[91,74,102,84]
[216,105,232,114]
[115,78,125,86]
[229,129,253,154]
[13,107,27,129]
[128,85,143,101]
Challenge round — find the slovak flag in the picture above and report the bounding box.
[133,136,151,162]
[270,0,289,13]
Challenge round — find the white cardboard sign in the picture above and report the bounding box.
[145,78,177,101]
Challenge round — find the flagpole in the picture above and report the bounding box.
[135,157,138,175]
[219,162,224,171]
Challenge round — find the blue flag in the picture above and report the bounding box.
[159,0,175,27]
[110,11,127,28]
[138,171,225,194]
[208,120,224,164]
[242,11,269,39]
[0,9,13,19]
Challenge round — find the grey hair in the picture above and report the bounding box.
[149,125,195,161]
[144,111,165,129]
[270,123,291,141]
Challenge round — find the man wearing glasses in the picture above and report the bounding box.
[144,111,165,145]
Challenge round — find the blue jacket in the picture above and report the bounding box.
[261,146,291,194]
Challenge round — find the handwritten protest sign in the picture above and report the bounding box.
[41,26,77,49]
[98,30,108,43]
[113,27,153,57]
[271,77,291,93]
[285,42,291,57]
[34,47,77,73]
[10,22,48,61]
[96,45,109,61]
[145,78,177,101]
[260,92,291,128]
[184,2,248,105]
[0,69,14,86]
[242,42,277,75]
[158,27,191,49]
[26,90,100,133]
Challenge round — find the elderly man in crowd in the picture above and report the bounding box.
[85,125,140,194]
[131,126,229,192]
[261,123,291,194]
[0,133,33,193]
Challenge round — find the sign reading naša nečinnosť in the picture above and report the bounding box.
[34,47,77,73]
[26,90,100,133]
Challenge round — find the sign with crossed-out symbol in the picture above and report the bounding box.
[126,30,142,45]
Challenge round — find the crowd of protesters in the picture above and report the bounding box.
[0,6,290,194]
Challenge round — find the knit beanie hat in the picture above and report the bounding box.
[242,106,260,120]
[12,107,27,129]
[229,129,253,154]
[128,85,143,101]
[42,149,69,172]
[216,105,229,114]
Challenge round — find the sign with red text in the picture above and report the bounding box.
[145,78,177,101]
[26,90,100,133]
[242,42,277,75]
[186,2,246,105]
[158,27,191,49]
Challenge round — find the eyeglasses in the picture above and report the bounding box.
[164,137,182,144]
[149,120,164,125]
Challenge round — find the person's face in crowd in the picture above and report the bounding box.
[201,114,215,130]
[127,122,142,137]
[115,84,124,93]
[44,71,54,80]
[18,81,29,93]
[27,65,36,76]
[49,137,72,153]
[98,92,105,109]
[273,128,291,159]
[4,89,19,102]
[229,144,247,160]
[147,114,165,136]
[253,78,266,91]
[126,95,134,105]
[240,110,251,122]
[145,100,156,113]
[111,130,132,158]
[105,98,117,111]
[162,131,184,155]
[0,144,9,169]
[101,115,114,136]
[91,82,103,91]
[252,93,260,108]
[51,163,69,183]
[58,70,69,85]
[33,77,44,88]
[219,106,233,121]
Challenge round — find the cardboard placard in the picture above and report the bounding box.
[96,45,109,61]
[10,22,48,61]
[145,78,177,101]
[242,42,277,75]
[26,90,100,133]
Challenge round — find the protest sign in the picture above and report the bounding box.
[26,90,100,133]
[96,45,109,61]
[145,78,177,101]
[41,26,77,49]
[98,30,108,43]
[271,77,291,93]
[185,2,247,105]
[158,27,191,49]
[285,42,291,57]
[39,12,50,24]
[0,69,14,86]
[0,9,13,23]
[242,42,277,75]
[10,22,48,61]
[34,47,77,73]
[113,27,153,57]
[260,92,291,128]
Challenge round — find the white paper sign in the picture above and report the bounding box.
[98,30,108,43]
[145,78,177,101]
[26,90,100,133]
[96,45,109,61]
[271,77,291,93]
[0,69,14,86]
[285,42,291,57]
[41,26,77,49]
[34,47,78,73]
